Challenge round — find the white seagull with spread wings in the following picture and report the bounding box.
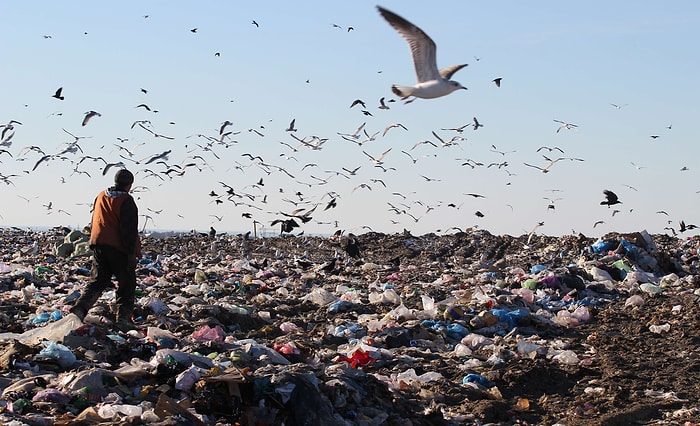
[377,6,467,102]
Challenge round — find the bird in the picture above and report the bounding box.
[82,111,101,126]
[537,146,564,154]
[102,162,126,176]
[352,183,372,193]
[142,150,171,165]
[341,234,362,259]
[252,20,259,27]
[32,155,53,171]
[363,148,392,164]
[338,122,366,141]
[377,6,467,102]
[383,122,407,136]
[350,99,366,109]
[285,119,297,132]
[523,157,564,173]
[600,190,622,207]
[52,87,64,100]
[472,117,483,130]
[441,123,470,133]
[401,150,418,163]
[679,220,698,233]
[220,120,233,135]
[271,218,299,233]
[492,78,502,87]
[342,166,361,175]
[324,198,337,210]
[378,97,390,110]
[553,119,578,133]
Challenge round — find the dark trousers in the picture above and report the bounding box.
[74,245,136,321]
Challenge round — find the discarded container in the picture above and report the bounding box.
[37,341,77,368]
[462,373,494,388]
[649,323,671,334]
[552,350,579,365]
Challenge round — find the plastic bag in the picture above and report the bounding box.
[174,365,201,391]
[38,341,77,368]
[337,350,375,368]
[303,287,336,306]
[98,403,143,419]
[191,324,225,342]
[0,313,82,345]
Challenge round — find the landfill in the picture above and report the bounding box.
[0,226,699,425]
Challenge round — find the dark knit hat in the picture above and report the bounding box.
[114,169,134,187]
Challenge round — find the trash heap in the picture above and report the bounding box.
[0,227,699,425]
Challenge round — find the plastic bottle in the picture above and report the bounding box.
[34,266,53,276]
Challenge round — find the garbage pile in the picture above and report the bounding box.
[1,227,699,425]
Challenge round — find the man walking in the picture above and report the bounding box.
[71,169,141,331]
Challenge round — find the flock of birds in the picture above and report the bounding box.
[1,6,697,238]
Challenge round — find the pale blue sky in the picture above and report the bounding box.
[1,1,698,237]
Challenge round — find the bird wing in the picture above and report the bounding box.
[439,64,468,80]
[377,6,440,83]
[603,190,618,203]
[377,148,392,161]
[32,155,51,171]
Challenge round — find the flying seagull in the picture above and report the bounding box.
[378,97,390,110]
[553,119,578,133]
[82,110,101,126]
[377,6,467,102]
[285,119,297,132]
[382,122,407,136]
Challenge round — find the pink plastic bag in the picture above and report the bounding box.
[191,324,225,342]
